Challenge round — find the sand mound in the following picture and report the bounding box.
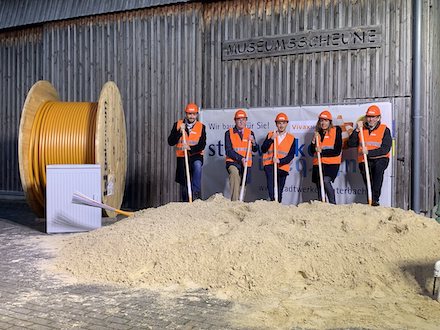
[54,194,440,329]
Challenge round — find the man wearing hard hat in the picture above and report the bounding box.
[168,103,206,202]
[224,109,259,201]
[261,112,296,203]
[347,105,392,206]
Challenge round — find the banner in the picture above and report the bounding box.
[200,103,393,206]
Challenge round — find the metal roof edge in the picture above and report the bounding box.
[0,0,193,31]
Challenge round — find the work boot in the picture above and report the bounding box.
[371,201,380,207]
[193,191,201,200]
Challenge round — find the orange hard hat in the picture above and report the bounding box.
[319,110,332,121]
[185,103,199,114]
[275,112,289,122]
[234,109,247,119]
[366,105,381,116]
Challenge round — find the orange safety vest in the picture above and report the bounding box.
[313,127,342,165]
[357,124,390,163]
[225,127,253,167]
[175,120,204,157]
[262,131,295,172]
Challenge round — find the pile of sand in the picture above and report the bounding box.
[53,194,440,329]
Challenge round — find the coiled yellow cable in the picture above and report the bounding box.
[28,101,98,209]
[20,80,127,218]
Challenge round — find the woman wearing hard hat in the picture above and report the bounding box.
[347,105,391,206]
[168,103,206,202]
[261,112,296,203]
[224,109,259,201]
[309,110,343,204]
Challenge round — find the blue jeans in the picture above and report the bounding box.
[180,159,202,201]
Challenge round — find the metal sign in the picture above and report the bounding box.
[222,25,382,60]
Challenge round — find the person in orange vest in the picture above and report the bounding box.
[261,113,296,203]
[347,105,391,206]
[224,109,259,201]
[309,110,342,204]
[168,103,206,202]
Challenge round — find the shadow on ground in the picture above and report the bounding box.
[0,196,122,233]
[400,262,438,299]
[0,197,44,231]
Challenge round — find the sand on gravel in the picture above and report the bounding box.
[52,194,440,329]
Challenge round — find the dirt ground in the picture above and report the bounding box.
[51,194,440,329]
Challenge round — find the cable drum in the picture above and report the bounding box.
[18,81,127,218]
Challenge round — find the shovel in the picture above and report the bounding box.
[239,139,252,202]
[181,126,193,203]
[273,131,279,203]
[358,122,372,206]
[315,132,326,203]
[72,192,134,217]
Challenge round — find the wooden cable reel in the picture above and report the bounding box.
[18,80,127,218]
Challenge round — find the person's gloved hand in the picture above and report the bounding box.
[249,135,255,146]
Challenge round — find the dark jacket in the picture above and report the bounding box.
[224,126,259,183]
[347,122,392,159]
[309,126,343,158]
[309,126,342,183]
[261,133,296,174]
[168,120,206,185]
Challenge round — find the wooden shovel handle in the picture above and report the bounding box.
[181,126,192,203]
[273,131,279,203]
[315,132,326,203]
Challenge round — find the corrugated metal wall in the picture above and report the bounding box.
[0,0,439,213]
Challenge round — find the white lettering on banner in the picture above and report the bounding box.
[200,104,393,206]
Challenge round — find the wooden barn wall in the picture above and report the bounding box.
[0,28,43,193]
[202,0,411,106]
[202,0,413,210]
[41,4,203,209]
[0,0,439,213]
[424,0,440,214]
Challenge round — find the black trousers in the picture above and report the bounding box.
[264,165,288,203]
[316,176,336,204]
[359,157,390,204]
